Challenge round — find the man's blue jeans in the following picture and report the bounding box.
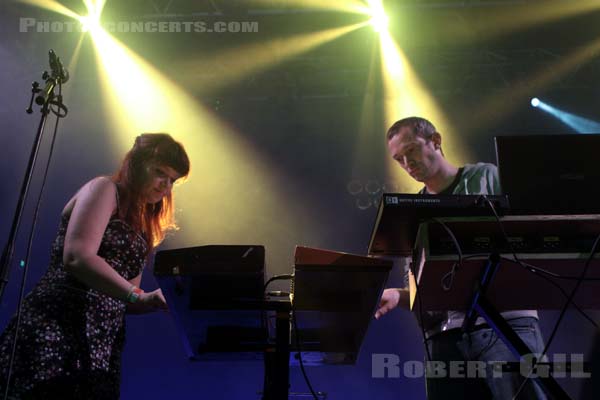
[425,317,548,399]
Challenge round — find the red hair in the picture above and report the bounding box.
[112,133,190,252]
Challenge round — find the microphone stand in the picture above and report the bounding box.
[0,52,68,302]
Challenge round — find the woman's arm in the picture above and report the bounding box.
[62,177,167,313]
[62,177,137,301]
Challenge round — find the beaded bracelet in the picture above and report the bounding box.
[126,285,144,303]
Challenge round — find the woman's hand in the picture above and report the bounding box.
[128,289,168,314]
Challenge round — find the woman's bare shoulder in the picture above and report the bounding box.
[61,176,116,217]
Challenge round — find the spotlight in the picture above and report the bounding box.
[79,15,100,33]
[79,0,105,34]
[531,97,540,107]
[368,1,389,33]
[370,13,389,33]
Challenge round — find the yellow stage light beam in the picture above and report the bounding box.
[180,21,369,93]
[66,33,85,75]
[16,0,87,105]
[366,0,389,33]
[86,28,172,135]
[372,0,468,193]
[58,32,85,106]
[79,0,105,33]
[81,2,327,250]
[466,36,600,134]
[352,41,380,175]
[444,0,600,44]
[17,0,80,19]
[83,0,106,16]
[248,0,369,14]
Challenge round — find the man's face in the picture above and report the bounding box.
[387,126,440,182]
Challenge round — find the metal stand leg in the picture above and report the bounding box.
[463,253,571,400]
[475,296,570,399]
[263,309,290,400]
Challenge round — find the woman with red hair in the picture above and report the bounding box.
[0,133,190,398]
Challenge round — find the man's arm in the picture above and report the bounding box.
[375,258,415,318]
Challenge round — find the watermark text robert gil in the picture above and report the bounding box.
[372,353,590,379]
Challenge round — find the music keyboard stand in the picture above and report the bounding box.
[460,251,570,399]
[154,245,391,400]
[370,211,600,400]
[262,300,292,400]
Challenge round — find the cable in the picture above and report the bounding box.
[4,100,63,400]
[511,257,600,282]
[264,274,294,293]
[291,303,320,400]
[262,273,293,344]
[479,195,522,262]
[499,257,598,330]
[49,82,68,119]
[509,261,600,282]
[441,251,597,329]
[430,218,463,292]
[415,217,487,363]
[478,195,600,281]
[415,253,486,370]
[480,195,599,338]
[413,268,433,363]
[481,195,598,325]
[514,233,600,399]
[478,195,599,399]
[417,219,484,361]
[261,273,296,399]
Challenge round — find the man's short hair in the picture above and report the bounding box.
[386,116,438,141]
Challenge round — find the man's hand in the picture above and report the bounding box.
[375,288,401,319]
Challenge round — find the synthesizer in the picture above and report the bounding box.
[368,194,510,256]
